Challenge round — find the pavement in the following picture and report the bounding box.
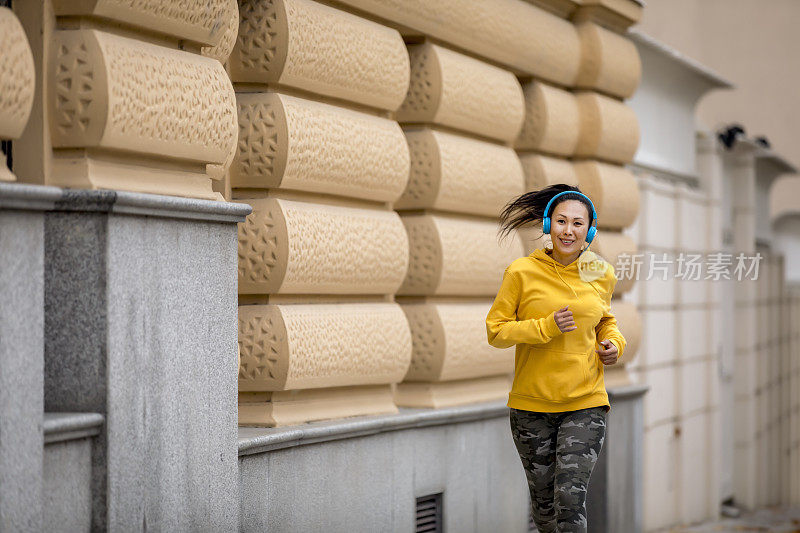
[670,506,800,532]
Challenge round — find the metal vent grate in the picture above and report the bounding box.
[415,493,443,533]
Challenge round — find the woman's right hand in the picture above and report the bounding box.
[555,305,577,332]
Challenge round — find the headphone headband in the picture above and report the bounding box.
[543,191,597,222]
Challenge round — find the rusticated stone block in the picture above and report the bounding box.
[398,214,524,296]
[397,43,524,143]
[230,0,409,112]
[610,300,641,365]
[50,30,237,165]
[46,30,236,198]
[0,8,35,141]
[239,384,397,426]
[590,231,637,295]
[401,302,513,382]
[575,22,641,99]
[394,375,512,408]
[519,154,578,191]
[52,0,231,46]
[574,92,640,164]
[0,7,35,182]
[515,81,579,156]
[574,160,640,229]
[332,0,581,86]
[396,129,524,216]
[238,303,412,391]
[232,93,409,202]
[238,198,409,295]
[201,0,239,63]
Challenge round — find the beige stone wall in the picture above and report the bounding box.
[231,0,647,422]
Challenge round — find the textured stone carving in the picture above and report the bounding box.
[396,129,524,216]
[574,160,640,229]
[331,0,581,86]
[232,93,409,202]
[238,198,409,295]
[519,154,578,192]
[52,0,231,45]
[515,81,580,156]
[590,231,637,295]
[397,43,524,143]
[0,7,35,141]
[575,22,641,99]
[238,303,412,391]
[201,0,239,63]
[50,30,237,165]
[399,214,524,296]
[230,0,409,111]
[402,302,513,382]
[574,91,640,164]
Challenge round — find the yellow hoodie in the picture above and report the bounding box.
[486,247,626,413]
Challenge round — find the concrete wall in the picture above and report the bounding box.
[635,0,800,172]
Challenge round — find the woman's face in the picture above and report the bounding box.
[550,200,591,256]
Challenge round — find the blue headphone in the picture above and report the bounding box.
[542,191,597,244]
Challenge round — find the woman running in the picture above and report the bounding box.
[486,183,626,533]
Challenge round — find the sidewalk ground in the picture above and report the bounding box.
[670,506,800,532]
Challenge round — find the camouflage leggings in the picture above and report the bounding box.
[509,407,607,533]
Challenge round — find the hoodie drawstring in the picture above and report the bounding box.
[551,262,579,299]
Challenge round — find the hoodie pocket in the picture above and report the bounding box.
[522,349,590,400]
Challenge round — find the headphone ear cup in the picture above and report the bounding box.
[586,226,596,243]
[543,217,550,234]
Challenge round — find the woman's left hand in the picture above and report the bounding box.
[596,340,618,365]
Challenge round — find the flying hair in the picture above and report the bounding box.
[497,184,594,242]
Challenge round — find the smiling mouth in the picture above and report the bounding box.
[559,238,575,245]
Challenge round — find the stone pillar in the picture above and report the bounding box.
[0,184,57,532]
[0,7,40,530]
[724,139,759,510]
[42,189,249,531]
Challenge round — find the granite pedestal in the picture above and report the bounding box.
[0,184,59,531]
[40,188,249,531]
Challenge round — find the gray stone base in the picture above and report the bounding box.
[239,402,530,533]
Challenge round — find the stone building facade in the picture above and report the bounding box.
[6,0,798,531]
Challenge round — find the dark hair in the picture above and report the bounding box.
[498,184,594,240]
